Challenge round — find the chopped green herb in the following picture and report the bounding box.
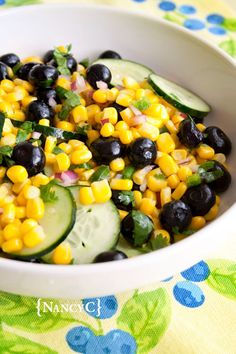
[13,62,22,75]
[16,130,28,144]
[148,233,169,250]
[55,86,68,100]
[52,146,64,155]
[70,163,92,170]
[3,156,15,167]
[159,126,169,134]
[172,226,180,234]
[20,121,34,133]
[79,58,90,68]
[0,145,13,157]
[40,179,59,203]
[132,210,154,247]
[122,166,135,180]
[89,165,110,182]
[199,161,215,171]
[118,191,135,207]
[172,226,195,236]
[154,173,166,180]
[53,45,71,76]
[186,173,201,187]
[58,90,81,120]
[201,170,224,183]
[133,98,150,111]
[76,124,90,136]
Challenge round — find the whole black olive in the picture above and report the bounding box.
[98,50,122,59]
[86,64,112,89]
[182,184,216,216]
[36,88,59,105]
[204,161,231,193]
[27,100,54,123]
[204,126,232,155]
[29,64,58,88]
[0,62,10,80]
[90,138,126,164]
[12,142,46,177]
[93,250,127,263]
[128,138,157,168]
[178,118,204,148]
[0,53,20,68]
[111,190,133,212]
[17,62,38,81]
[121,210,154,247]
[160,200,192,233]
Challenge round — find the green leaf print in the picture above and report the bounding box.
[0,292,75,332]
[223,18,236,32]
[219,39,236,58]
[0,327,57,353]
[206,259,236,301]
[4,0,41,6]
[117,288,171,353]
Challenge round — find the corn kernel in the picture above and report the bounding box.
[7,165,28,183]
[134,191,142,208]
[55,153,71,172]
[87,129,100,144]
[196,144,215,160]
[56,77,71,90]
[133,168,148,185]
[100,122,114,137]
[2,238,23,253]
[138,123,159,141]
[144,104,169,122]
[147,175,167,192]
[160,187,172,206]
[70,149,92,165]
[13,110,26,122]
[21,218,38,235]
[213,153,226,164]
[130,128,141,140]
[177,166,192,182]
[119,130,133,144]
[16,190,27,206]
[45,136,57,153]
[22,56,42,64]
[0,166,6,180]
[57,142,72,154]
[31,174,49,187]
[45,153,56,165]
[38,118,50,127]
[1,133,16,146]
[110,158,125,172]
[26,198,45,220]
[52,242,72,265]
[1,79,15,93]
[110,179,133,191]
[122,76,140,90]
[23,185,41,199]
[118,209,129,220]
[216,195,221,205]
[103,107,118,125]
[14,79,34,93]
[196,123,206,132]
[87,104,101,124]
[158,155,179,176]
[171,149,188,162]
[71,105,88,123]
[116,93,133,107]
[167,174,180,189]
[56,121,74,132]
[93,89,107,104]
[172,182,187,200]
[2,118,13,135]
[79,169,95,181]
[143,189,157,202]
[140,198,156,215]
[189,216,206,230]
[204,204,219,221]
[115,121,129,131]
[68,139,84,150]
[156,133,176,153]
[1,203,16,223]
[120,107,134,125]
[15,206,26,219]
[21,96,37,107]
[3,223,22,240]
[165,120,177,134]
[91,180,112,203]
[23,225,46,248]
[171,114,184,126]
[79,187,95,205]
[106,87,119,101]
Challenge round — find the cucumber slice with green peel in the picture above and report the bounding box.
[42,186,120,264]
[10,185,76,259]
[92,59,153,86]
[148,74,211,118]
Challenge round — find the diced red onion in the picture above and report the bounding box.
[32,132,41,140]
[101,118,110,126]
[71,80,78,91]
[76,75,87,93]
[59,74,70,80]
[140,181,147,192]
[55,171,78,186]
[129,115,147,126]
[142,165,155,175]
[114,174,122,179]
[116,85,124,90]
[190,164,199,173]
[96,81,108,90]
[129,104,142,116]
[178,157,192,165]
[180,112,187,118]
[48,96,57,108]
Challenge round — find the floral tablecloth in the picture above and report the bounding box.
[0,1,235,354]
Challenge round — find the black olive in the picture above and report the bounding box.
[204,126,232,155]
[86,64,111,89]
[0,53,20,68]
[110,102,125,121]
[43,50,54,63]
[178,118,204,148]
[93,250,127,263]
[121,210,154,247]
[160,200,192,233]
[98,50,122,59]
[111,190,133,211]
[17,62,38,81]
[0,62,10,80]
[29,64,58,88]
[182,184,216,216]
[90,138,126,164]
[27,100,54,123]
[36,88,59,105]
[12,142,46,177]
[204,161,231,193]
[127,138,157,168]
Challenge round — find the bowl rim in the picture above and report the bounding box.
[0,3,235,275]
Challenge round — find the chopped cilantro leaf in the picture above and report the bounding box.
[53,47,70,76]
[154,173,166,180]
[70,163,92,170]
[133,98,150,111]
[148,233,169,250]
[131,210,154,247]
[52,146,64,155]
[20,121,34,133]
[13,62,22,75]
[186,173,201,187]
[122,166,135,180]
[0,145,13,157]
[199,161,215,171]
[118,191,135,207]
[16,130,29,144]
[40,179,59,203]
[58,91,81,120]
[55,86,68,100]
[89,165,110,182]
[76,124,89,136]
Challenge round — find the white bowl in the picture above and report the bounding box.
[0,4,235,299]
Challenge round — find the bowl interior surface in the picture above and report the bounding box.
[0,4,235,298]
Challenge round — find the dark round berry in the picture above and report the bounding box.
[29,64,58,88]
[86,64,111,89]
[127,138,157,168]
[90,138,126,164]
[182,184,216,216]
[160,200,192,233]
[12,142,46,177]
[99,50,122,59]
[0,53,20,68]
[36,88,59,105]
[111,190,133,212]
[17,62,38,81]
[93,251,127,263]
[121,210,154,246]
[178,118,204,148]
[66,55,77,73]
[0,62,10,80]
[43,50,54,63]
[204,126,232,155]
[110,102,126,121]
[27,100,54,123]
[204,161,231,193]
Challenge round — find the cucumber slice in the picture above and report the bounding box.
[0,112,5,138]
[92,59,153,86]
[148,74,211,118]
[43,186,120,264]
[11,185,76,259]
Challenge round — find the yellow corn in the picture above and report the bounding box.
[55,153,71,172]
[147,175,167,192]
[138,123,159,141]
[70,149,92,165]
[1,79,15,92]
[103,107,118,125]
[134,190,142,208]
[153,229,170,243]
[45,153,56,165]
[110,158,125,172]
[1,204,16,224]
[1,133,16,146]
[45,136,57,153]
[12,179,31,195]
[13,110,26,122]
[115,121,129,131]
[3,223,22,240]
[21,96,37,107]
[216,195,221,205]
[15,206,26,219]
[23,225,46,248]
[31,174,50,187]
[87,104,101,124]
[144,104,169,122]
[93,89,107,104]
[130,128,141,140]
[0,231,4,248]
[120,108,134,125]
[0,166,6,180]
[110,179,133,191]
[156,132,176,153]
[2,238,23,253]
[56,121,74,132]
[79,169,95,181]
[56,77,71,90]
[119,130,133,144]
[196,144,215,160]
[204,204,219,221]
[213,153,226,164]
[91,180,112,203]
[26,198,45,220]
[2,118,13,135]
[196,123,206,132]
[21,218,38,235]
[16,190,27,206]
[71,105,88,123]
[22,56,42,64]
[172,182,187,200]
[171,149,188,162]
[14,79,34,93]
[139,198,156,216]
[167,174,180,189]
[118,209,129,220]
[165,120,177,134]
[58,142,72,154]
[7,165,28,183]
[143,189,157,202]
[177,166,192,182]
[122,76,140,90]
[189,216,206,230]
[79,187,95,205]
[52,243,72,265]
[135,89,145,100]
[23,185,41,199]
[133,168,148,185]
[171,114,185,126]
[158,155,179,176]
[160,187,172,206]
[87,129,100,144]
[106,87,119,101]
[68,139,84,150]
[100,122,115,137]
[38,118,50,127]
[116,93,133,107]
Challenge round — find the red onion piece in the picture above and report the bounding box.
[48,97,57,108]
[129,115,147,126]
[76,75,87,93]
[116,85,124,90]
[32,132,42,140]
[129,104,142,116]
[71,80,78,91]
[180,112,187,118]
[101,118,110,126]
[55,171,79,186]
[96,81,108,90]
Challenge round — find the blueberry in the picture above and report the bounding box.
[66,326,95,353]
[17,62,38,81]
[28,64,59,88]
[0,62,10,80]
[204,126,232,155]
[182,184,216,216]
[127,138,157,168]
[99,50,122,59]
[0,53,20,68]
[85,336,104,354]
[90,137,126,164]
[204,161,231,194]
[173,281,205,307]
[100,330,137,354]
[160,200,192,233]
[178,118,204,148]
[27,99,54,123]
[93,251,128,263]
[86,64,111,89]
[83,295,118,319]
[181,261,210,282]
